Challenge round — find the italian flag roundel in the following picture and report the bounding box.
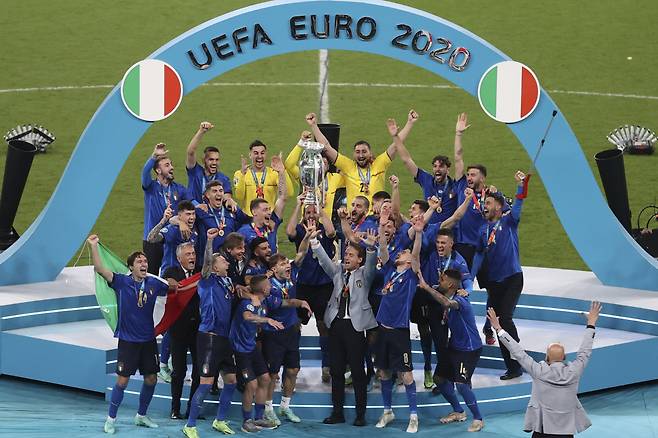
[121,59,183,122]
[478,61,540,124]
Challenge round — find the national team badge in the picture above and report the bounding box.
[121,59,183,122]
[478,60,540,124]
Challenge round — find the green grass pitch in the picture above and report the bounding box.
[0,0,656,271]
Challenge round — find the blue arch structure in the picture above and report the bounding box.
[0,0,656,289]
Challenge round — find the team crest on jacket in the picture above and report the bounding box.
[356,280,363,288]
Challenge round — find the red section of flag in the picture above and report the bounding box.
[164,65,181,116]
[517,174,531,199]
[155,272,200,336]
[520,67,538,117]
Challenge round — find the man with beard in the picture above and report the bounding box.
[244,237,271,285]
[373,218,423,433]
[162,242,202,421]
[238,154,288,253]
[142,143,194,275]
[233,141,294,211]
[183,229,241,438]
[186,121,232,202]
[286,192,336,383]
[147,200,198,275]
[417,270,484,433]
[394,112,468,225]
[338,196,378,246]
[472,171,528,381]
[88,235,177,435]
[195,181,249,265]
[262,253,312,425]
[305,111,417,208]
[312,229,379,427]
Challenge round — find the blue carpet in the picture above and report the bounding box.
[1,376,657,437]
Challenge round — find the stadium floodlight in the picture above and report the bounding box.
[606,125,656,155]
[4,124,56,153]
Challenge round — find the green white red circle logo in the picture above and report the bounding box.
[478,61,540,124]
[120,59,183,122]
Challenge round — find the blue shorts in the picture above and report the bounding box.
[375,326,413,373]
[116,338,159,377]
[262,326,301,373]
[196,331,236,377]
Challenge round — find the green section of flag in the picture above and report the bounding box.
[94,242,127,332]
[480,66,498,116]
[123,65,140,115]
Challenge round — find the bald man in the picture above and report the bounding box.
[487,302,601,438]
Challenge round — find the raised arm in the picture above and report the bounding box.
[338,207,359,245]
[568,301,600,377]
[488,307,544,378]
[441,188,473,229]
[286,192,305,240]
[293,220,314,267]
[146,205,173,243]
[201,228,219,278]
[454,113,470,180]
[142,143,167,190]
[271,153,288,218]
[318,205,336,238]
[186,121,214,169]
[306,112,337,163]
[511,171,527,223]
[311,234,338,277]
[390,116,419,177]
[378,216,390,266]
[87,235,113,283]
[389,174,403,225]
[411,218,423,274]
[359,229,378,283]
[284,131,311,181]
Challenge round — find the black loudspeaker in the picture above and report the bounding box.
[594,148,632,233]
[0,140,38,250]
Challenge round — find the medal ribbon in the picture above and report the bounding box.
[357,165,371,193]
[209,205,226,230]
[135,279,146,308]
[251,168,267,198]
[383,269,406,294]
[271,277,291,299]
[251,222,269,239]
[471,188,486,213]
[486,219,501,247]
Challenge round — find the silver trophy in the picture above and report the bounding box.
[298,140,326,209]
[607,124,656,155]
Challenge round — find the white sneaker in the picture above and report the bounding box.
[264,409,281,426]
[134,414,158,428]
[406,415,419,433]
[375,410,395,428]
[468,419,484,432]
[440,411,467,424]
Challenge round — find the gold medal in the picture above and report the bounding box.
[218,229,225,236]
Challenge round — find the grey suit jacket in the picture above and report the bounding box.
[498,328,594,435]
[311,241,378,332]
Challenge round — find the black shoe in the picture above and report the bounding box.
[431,386,442,396]
[323,413,346,424]
[500,370,522,380]
[170,410,184,420]
[353,417,366,427]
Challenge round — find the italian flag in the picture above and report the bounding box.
[478,61,540,123]
[121,59,182,121]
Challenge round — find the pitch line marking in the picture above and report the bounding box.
[1,82,657,101]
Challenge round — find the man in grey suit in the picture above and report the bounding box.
[487,302,601,438]
[311,226,379,427]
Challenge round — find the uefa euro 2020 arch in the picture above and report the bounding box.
[0,0,656,290]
